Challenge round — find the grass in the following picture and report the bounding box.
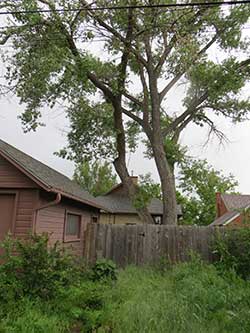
[1,258,250,332]
[101,259,250,333]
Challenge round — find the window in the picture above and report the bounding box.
[153,216,162,225]
[91,216,98,223]
[64,213,81,241]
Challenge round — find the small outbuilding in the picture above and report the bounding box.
[0,139,105,256]
[96,177,182,225]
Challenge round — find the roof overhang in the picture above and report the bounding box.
[0,150,107,211]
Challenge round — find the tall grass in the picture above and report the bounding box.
[1,233,250,332]
[101,259,250,332]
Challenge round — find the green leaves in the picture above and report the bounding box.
[60,100,116,161]
[177,158,238,225]
[73,160,117,197]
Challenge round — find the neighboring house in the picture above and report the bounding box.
[0,139,105,256]
[210,192,250,227]
[96,177,182,225]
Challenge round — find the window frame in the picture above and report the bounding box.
[64,210,82,242]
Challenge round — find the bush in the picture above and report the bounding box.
[213,228,250,279]
[91,259,117,281]
[0,233,75,301]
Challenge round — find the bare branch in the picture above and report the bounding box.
[201,115,229,146]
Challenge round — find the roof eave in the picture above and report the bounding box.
[0,149,51,191]
[0,149,110,211]
[55,189,110,211]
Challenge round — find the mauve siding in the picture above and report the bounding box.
[15,189,37,237]
[0,155,37,188]
[36,203,92,257]
[0,154,38,237]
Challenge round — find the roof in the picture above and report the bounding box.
[0,139,105,210]
[96,191,182,216]
[221,193,250,211]
[210,211,240,227]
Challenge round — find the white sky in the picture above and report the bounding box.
[0,8,249,193]
[1,86,250,193]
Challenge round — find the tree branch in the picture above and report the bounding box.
[201,115,229,145]
[80,0,148,68]
[163,92,209,136]
[155,7,210,76]
[122,91,143,108]
[159,33,221,103]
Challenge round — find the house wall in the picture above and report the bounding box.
[227,215,243,227]
[0,155,37,188]
[216,193,228,217]
[0,155,39,238]
[15,189,38,237]
[36,196,98,257]
[100,213,142,225]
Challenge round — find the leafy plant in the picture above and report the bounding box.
[91,259,117,282]
[0,233,75,300]
[213,228,250,279]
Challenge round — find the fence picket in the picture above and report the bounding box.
[84,224,224,267]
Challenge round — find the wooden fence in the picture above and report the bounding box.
[84,224,223,267]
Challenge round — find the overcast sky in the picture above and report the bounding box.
[1,84,250,193]
[0,10,249,193]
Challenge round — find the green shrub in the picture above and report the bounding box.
[0,233,75,301]
[91,259,117,281]
[213,228,250,279]
[54,281,108,332]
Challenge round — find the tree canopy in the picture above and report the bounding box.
[73,160,117,196]
[177,158,238,225]
[0,0,249,224]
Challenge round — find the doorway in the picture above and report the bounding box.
[0,194,15,254]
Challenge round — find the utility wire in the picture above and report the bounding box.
[0,1,250,16]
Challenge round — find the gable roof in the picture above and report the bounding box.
[210,211,240,227]
[0,139,105,210]
[221,193,250,211]
[96,182,182,216]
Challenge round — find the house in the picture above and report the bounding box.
[96,177,182,225]
[0,139,106,256]
[210,192,250,227]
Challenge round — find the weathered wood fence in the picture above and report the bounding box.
[84,224,223,267]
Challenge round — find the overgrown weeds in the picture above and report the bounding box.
[1,234,250,332]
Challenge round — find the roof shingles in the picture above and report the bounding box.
[0,139,104,210]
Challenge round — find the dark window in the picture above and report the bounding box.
[92,216,98,223]
[65,213,81,240]
[153,216,162,225]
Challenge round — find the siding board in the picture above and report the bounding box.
[0,155,37,188]
[36,202,93,257]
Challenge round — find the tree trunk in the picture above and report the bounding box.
[151,137,177,225]
[113,99,154,224]
[146,55,177,225]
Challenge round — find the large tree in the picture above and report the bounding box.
[0,1,249,224]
